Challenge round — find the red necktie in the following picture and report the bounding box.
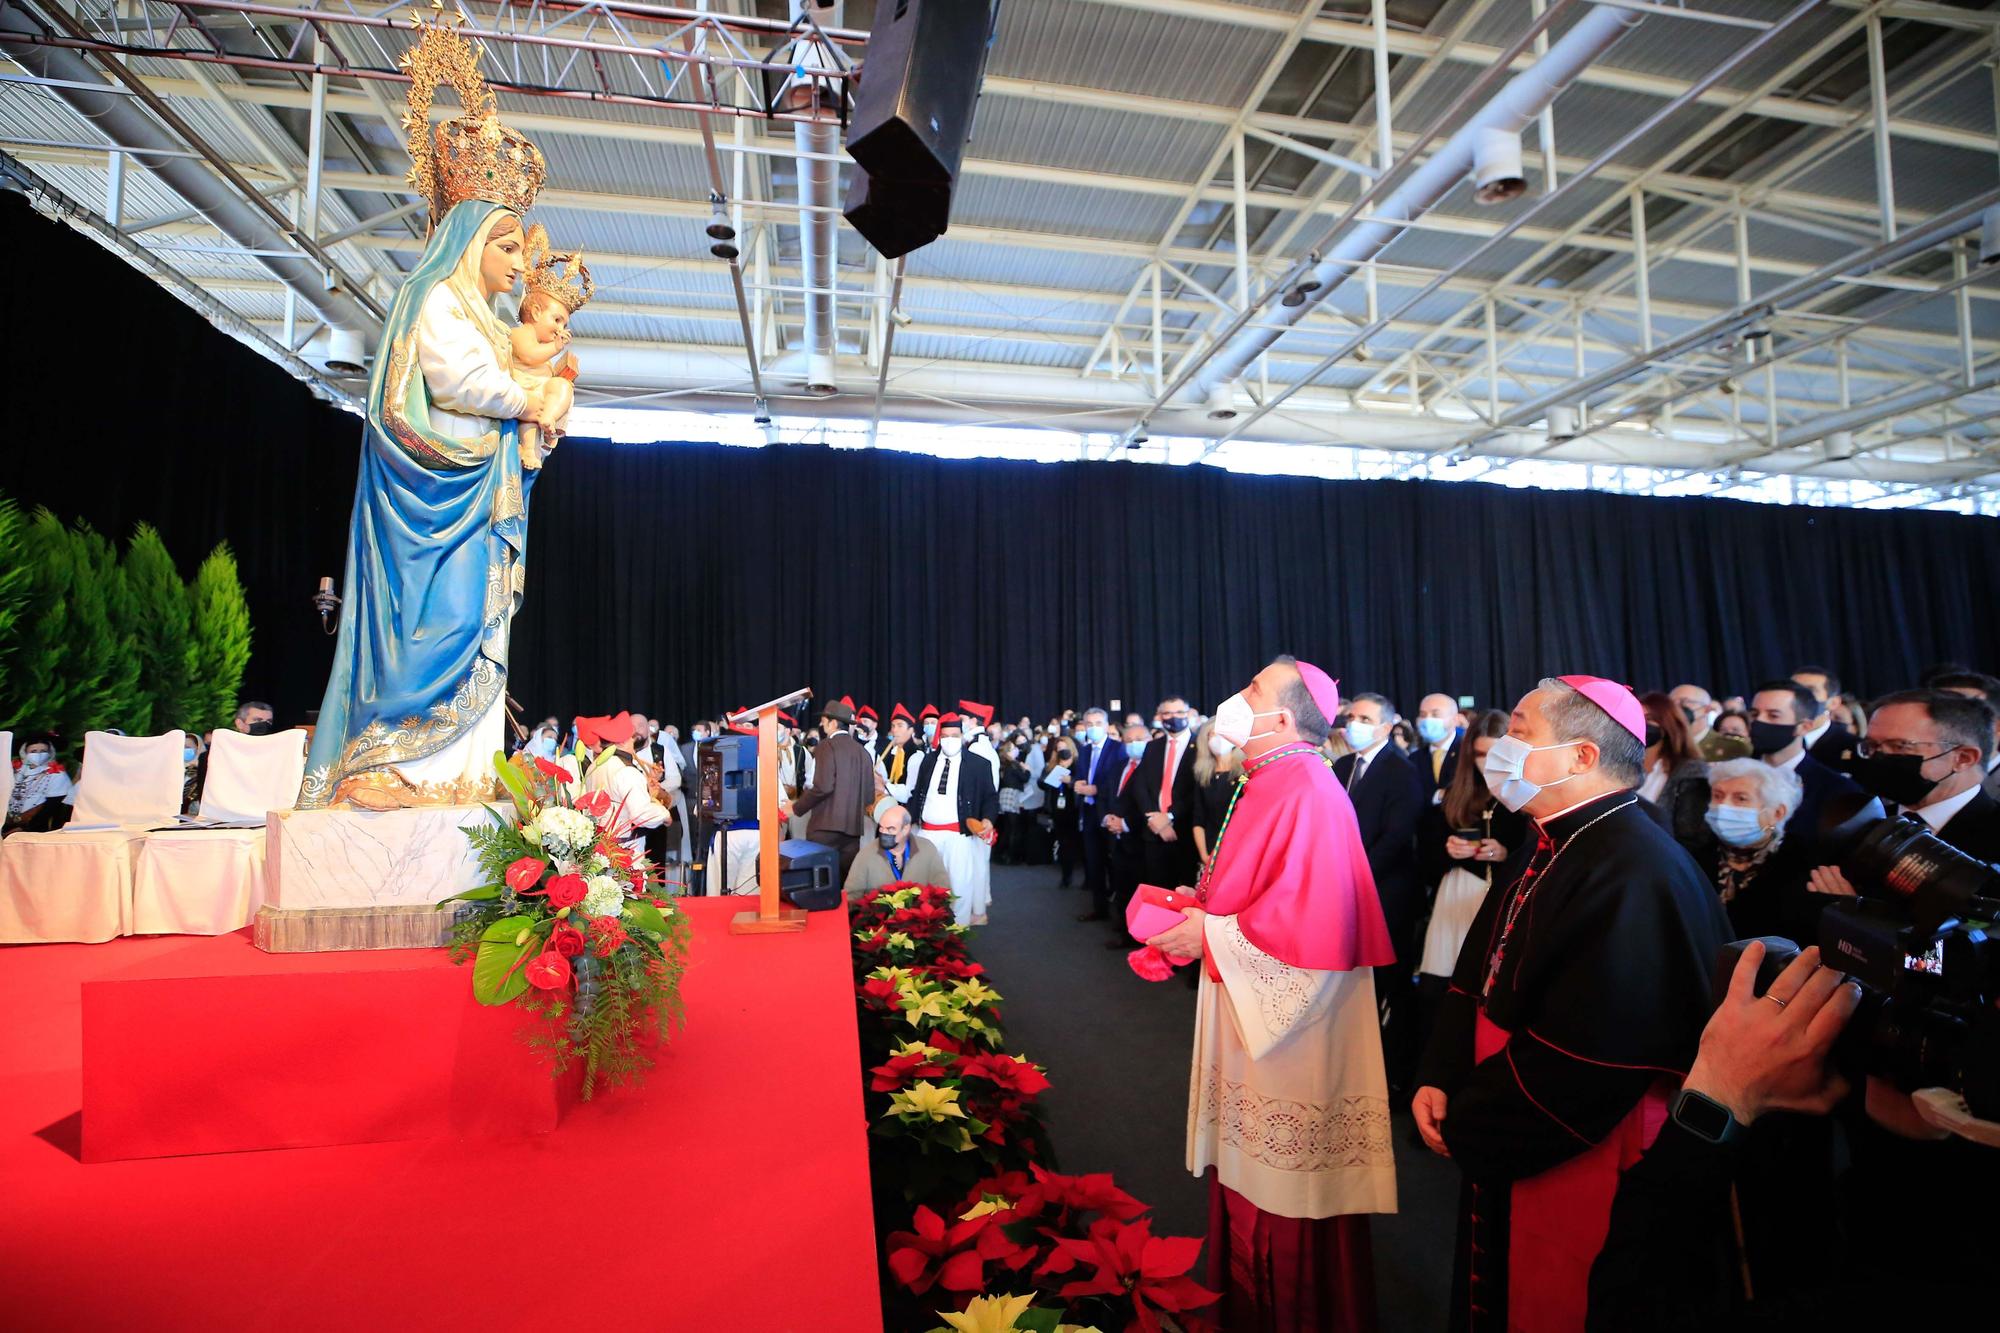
[1119,759,1138,795]
[1160,739,1176,812]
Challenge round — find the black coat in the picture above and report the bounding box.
[1807,721,1860,772]
[1784,753,1864,859]
[1332,743,1427,926]
[1933,787,2000,863]
[906,746,999,833]
[1116,733,1201,842]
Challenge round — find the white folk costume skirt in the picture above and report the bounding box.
[1419,866,1490,978]
[921,829,990,925]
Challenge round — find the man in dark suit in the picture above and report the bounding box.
[1748,680,1863,861]
[1791,665,1860,771]
[1411,692,1463,892]
[1115,694,1201,900]
[1098,719,1153,945]
[1823,689,2000,866]
[1331,691,1427,1091]
[1929,672,2000,801]
[1071,707,1124,923]
[782,698,878,882]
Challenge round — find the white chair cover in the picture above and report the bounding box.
[0,731,184,944]
[131,729,306,936]
[193,728,308,822]
[0,732,13,822]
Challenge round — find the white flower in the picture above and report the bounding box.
[581,875,625,919]
[532,806,597,853]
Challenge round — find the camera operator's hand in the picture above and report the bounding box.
[1806,865,1857,898]
[1683,941,1862,1125]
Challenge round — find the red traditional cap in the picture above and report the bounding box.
[857,705,879,723]
[919,703,939,721]
[779,710,798,727]
[1292,661,1341,723]
[1556,675,1647,743]
[936,711,963,731]
[958,699,994,726]
[574,712,633,749]
[726,707,756,736]
[891,703,916,724]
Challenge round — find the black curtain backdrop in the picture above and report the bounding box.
[8,191,2000,732]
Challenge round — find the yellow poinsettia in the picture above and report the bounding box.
[890,1038,945,1061]
[928,1292,1036,1333]
[885,1080,965,1121]
[959,1193,1015,1222]
[887,931,916,950]
[901,988,951,1026]
[952,979,1001,1008]
[869,965,916,987]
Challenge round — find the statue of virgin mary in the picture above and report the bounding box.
[301,13,565,809]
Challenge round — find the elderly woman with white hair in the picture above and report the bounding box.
[1699,757,1808,937]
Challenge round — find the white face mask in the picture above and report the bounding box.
[940,736,963,756]
[1481,735,1584,812]
[22,751,50,769]
[1344,720,1378,751]
[1207,732,1236,759]
[1212,692,1284,748]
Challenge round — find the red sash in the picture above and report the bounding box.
[1473,1013,1672,1332]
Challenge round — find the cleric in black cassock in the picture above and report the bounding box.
[1413,676,1733,1333]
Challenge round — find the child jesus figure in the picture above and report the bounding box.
[510,226,592,466]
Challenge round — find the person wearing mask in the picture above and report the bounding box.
[959,699,1004,789]
[576,712,672,856]
[1638,692,1711,852]
[1331,691,1427,1093]
[6,734,72,834]
[843,801,952,896]
[1042,733,1082,889]
[1413,677,1731,1333]
[524,720,561,761]
[1116,695,1201,903]
[1072,708,1125,924]
[1697,758,1807,939]
[1928,671,2000,799]
[1811,688,2000,876]
[994,737,1032,864]
[877,704,925,805]
[1099,719,1154,942]
[1143,656,1395,1333]
[1188,720,1242,878]
[1746,680,1862,862]
[1014,732,1049,864]
[918,704,940,749]
[1789,665,1859,769]
[780,698,878,882]
[232,701,275,736]
[1417,710,1519,1018]
[626,712,681,868]
[180,731,205,814]
[1413,693,1463,796]
[1668,683,1750,761]
[905,713,999,926]
[852,705,879,751]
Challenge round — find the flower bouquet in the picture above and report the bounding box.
[441,750,692,1098]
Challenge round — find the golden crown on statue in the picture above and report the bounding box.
[522,225,595,314]
[401,1,546,229]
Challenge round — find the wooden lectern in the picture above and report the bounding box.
[727,688,813,935]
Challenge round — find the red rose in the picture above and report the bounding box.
[524,950,571,990]
[551,924,585,958]
[545,873,587,909]
[505,856,546,894]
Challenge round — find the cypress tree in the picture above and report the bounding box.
[2,509,77,745]
[124,523,197,736]
[187,544,252,734]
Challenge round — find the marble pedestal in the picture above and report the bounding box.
[253,804,509,952]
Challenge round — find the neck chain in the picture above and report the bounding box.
[1196,744,1326,898]
[1480,797,1634,999]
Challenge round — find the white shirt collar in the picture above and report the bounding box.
[1773,748,1807,775]
[1915,782,1980,831]
[1357,736,1393,762]
[1986,752,2000,775]
[1801,718,1831,750]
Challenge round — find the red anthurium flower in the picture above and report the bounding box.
[575,789,612,818]
[532,756,571,782]
[524,950,571,990]
[544,873,587,909]
[550,924,585,958]
[505,856,546,894]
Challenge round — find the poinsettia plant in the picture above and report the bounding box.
[441,749,692,1098]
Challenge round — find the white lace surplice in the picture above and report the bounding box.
[1187,913,1398,1220]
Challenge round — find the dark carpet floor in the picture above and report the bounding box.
[970,861,1457,1331]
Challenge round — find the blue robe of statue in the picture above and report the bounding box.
[301,201,539,807]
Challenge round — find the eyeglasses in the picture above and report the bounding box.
[1855,738,1954,760]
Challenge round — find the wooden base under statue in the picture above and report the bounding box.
[257,802,506,953]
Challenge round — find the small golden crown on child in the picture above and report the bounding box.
[523,225,594,314]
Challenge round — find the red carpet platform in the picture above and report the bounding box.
[0,898,881,1331]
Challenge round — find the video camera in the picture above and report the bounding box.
[1721,796,2000,1123]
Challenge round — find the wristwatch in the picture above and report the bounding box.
[1669,1087,1746,1148]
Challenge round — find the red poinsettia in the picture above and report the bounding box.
[550,923,586,958]
[1038,1216,1217,1333]
[869,1045,954,1092]
[1029,1163,1149,1223]
[544,873,587,909]
[958,1052,1052,1099]
[859,976,904,1006]
[524,950,572,991]
[885,1205,1034,1297]
[505,856,546,893]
